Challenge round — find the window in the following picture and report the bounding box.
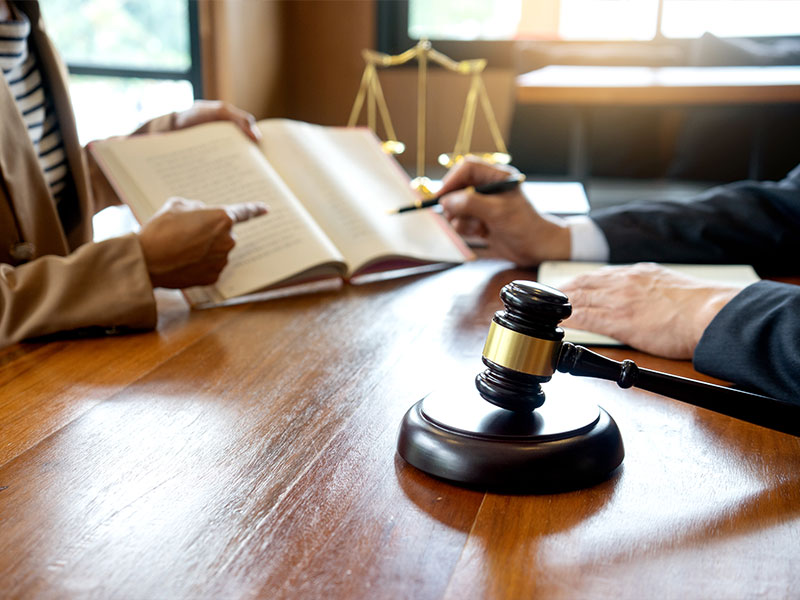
[382,0,800,66]
[661,1,800,39]
[38,0,201,144]
[408,0,800,42]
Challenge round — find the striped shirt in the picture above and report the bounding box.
[1,10,69,202]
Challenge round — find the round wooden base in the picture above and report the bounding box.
[397,387,624,493]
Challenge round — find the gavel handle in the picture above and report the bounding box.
[557,343,800,437]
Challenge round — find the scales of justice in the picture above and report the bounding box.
[347,39,510,195]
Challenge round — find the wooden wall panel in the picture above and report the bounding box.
[199,0,286,117]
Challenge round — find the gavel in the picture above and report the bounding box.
[397,280,799,492]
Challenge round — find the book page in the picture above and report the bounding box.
[537,261,760,346]
[91,122,345,300]
[256,120,472,276]
[521,181,589,216]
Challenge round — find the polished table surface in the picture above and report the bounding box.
[1,258,798,599]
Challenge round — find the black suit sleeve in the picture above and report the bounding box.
[591,163,800,275]
[694,281,800,403]
[588,164,800,401]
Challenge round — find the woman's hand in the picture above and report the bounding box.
[560,263,743,359]
[138,197,267,289]
[438,157,570,266]
[173,100,262,142]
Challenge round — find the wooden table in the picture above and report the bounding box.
[516,65,800,179]
[1,259,798,599]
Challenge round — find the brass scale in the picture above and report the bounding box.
[347,39,510,195]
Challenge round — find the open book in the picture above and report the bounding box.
[537,261,761,346]
[90,119,474,306]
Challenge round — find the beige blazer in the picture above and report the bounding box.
[0,2,176,346]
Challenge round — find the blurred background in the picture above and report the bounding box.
[41,0,800,207]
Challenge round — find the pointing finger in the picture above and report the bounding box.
[224,202,269,224]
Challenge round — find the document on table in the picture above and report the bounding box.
[537,261,760,346]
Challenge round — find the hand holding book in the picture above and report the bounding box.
[91,119,473,306]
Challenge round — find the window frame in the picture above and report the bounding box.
[377,0,514,66]
[377,0,800,69]
[61,0,203,98]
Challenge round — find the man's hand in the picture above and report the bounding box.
[137,197,267,289]
[173,100,262,143]
[560,263,743,359]
[438,157,571,266]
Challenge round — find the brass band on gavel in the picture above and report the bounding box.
[481,320,561,377]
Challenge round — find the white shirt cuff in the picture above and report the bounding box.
[566,216,610,262]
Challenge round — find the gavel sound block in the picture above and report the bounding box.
[397,280,800,492]
[397,280,624,492]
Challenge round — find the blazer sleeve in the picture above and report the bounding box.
[694,280,800,403]
[0,234,157,347]
[591,164,800,275]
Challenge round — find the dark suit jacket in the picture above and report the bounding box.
[590,165,800,402]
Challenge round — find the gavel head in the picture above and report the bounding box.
[477,280,572,412]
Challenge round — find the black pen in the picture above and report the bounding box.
[388,174,526,214]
